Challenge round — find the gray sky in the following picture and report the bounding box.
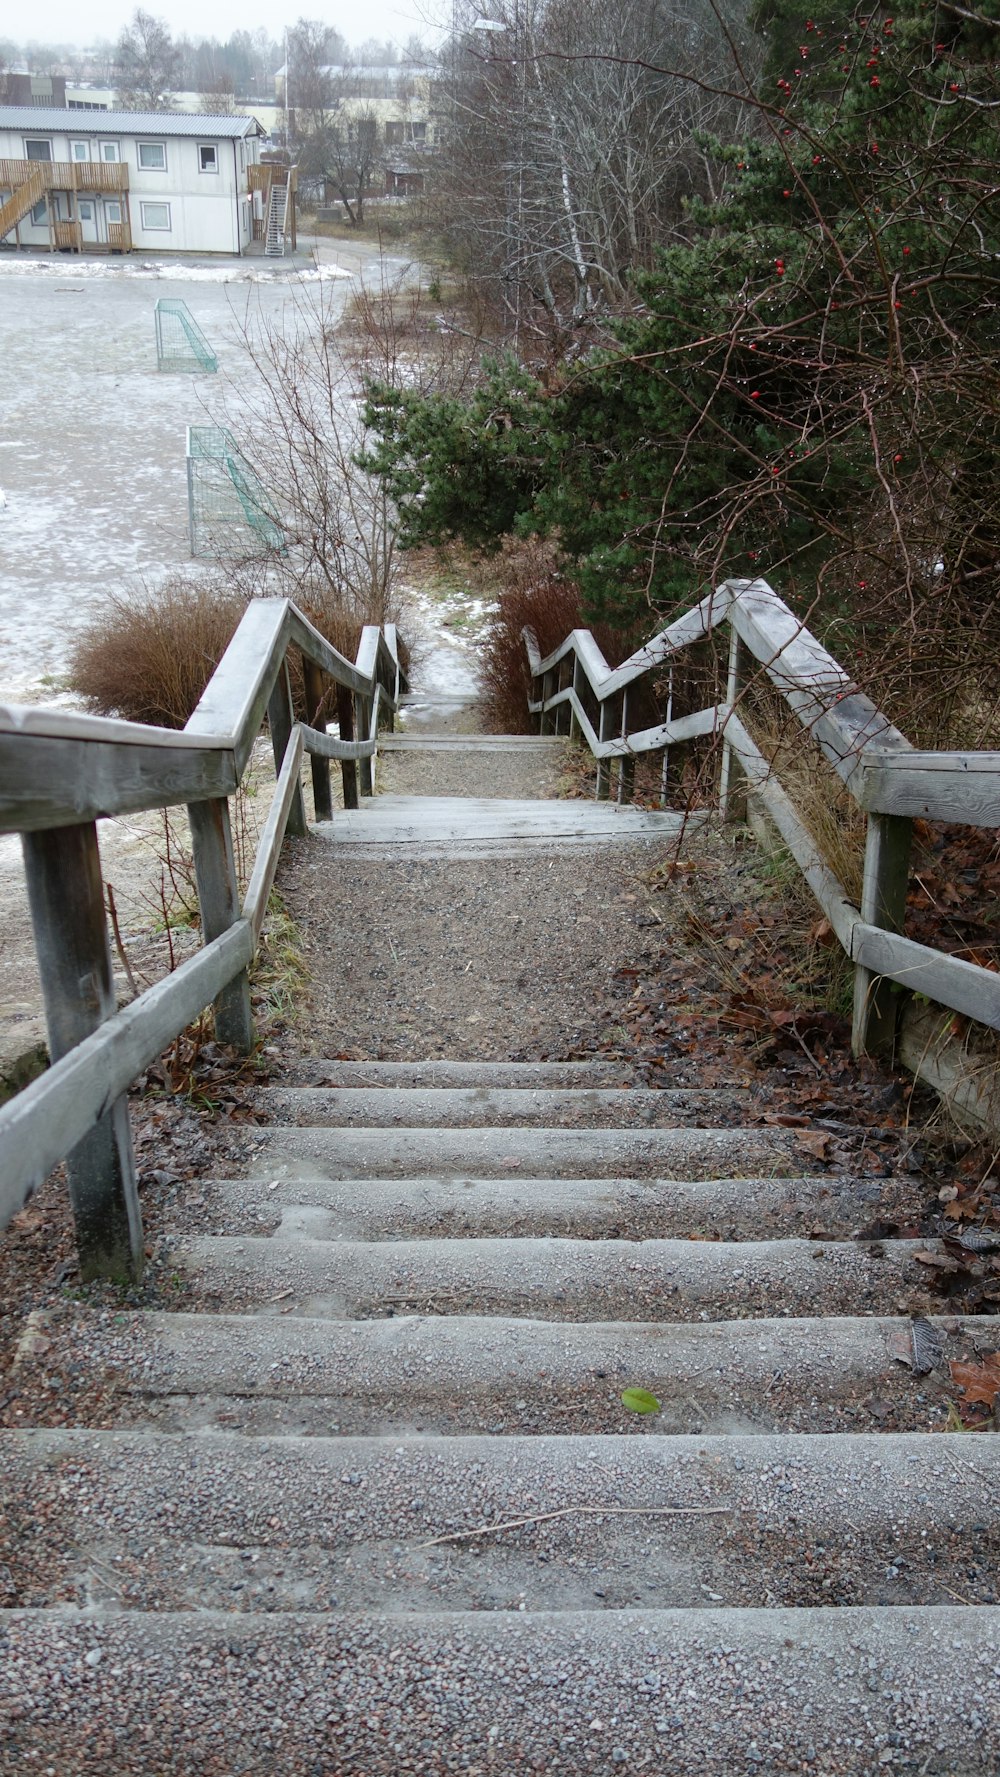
[17,3,446,49]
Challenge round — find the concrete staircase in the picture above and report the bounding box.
[3,737,999,1774]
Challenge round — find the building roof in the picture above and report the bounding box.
[0,107,263,138]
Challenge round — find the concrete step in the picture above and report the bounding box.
[244,1124,804,1181]
[176,1232,932,1322]
[29,1307,977,1438]
[289,1059,639,1088]
[254,1085,751,1130]
[4,1604,998,1774]
[4,1428,995,1615]
[221,1172,916,1244]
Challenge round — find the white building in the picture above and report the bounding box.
[0,108,266,256]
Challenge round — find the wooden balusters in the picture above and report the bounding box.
[337,688,360,809]
[267,662,307,837]
[188,797,255,1053]
[302,658,333,822]
[21,822,144,1282]
[852,813,913,1056]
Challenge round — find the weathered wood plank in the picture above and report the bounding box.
[852,924,1000,1032]
[299,723,377,763]
[302,659,333,822]
[0,732,237,833]
[336,687,360,809]
[266,662,307,839]
[20,822,143,1280]
[243,729,305,941]
[185,599,291,773]
[720,630,748,823]
[0,703,219,750]
[286,607,368,695]
[858,751,1000,825]
[187,798,255,1052]
[851,813,913,1057]
[0,921,254,1234]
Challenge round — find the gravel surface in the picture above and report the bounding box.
[2,1605,998,1775]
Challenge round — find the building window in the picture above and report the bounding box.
[78,201,94,220]
[140,201,171,231]
[25,139,52,161]
[138,141,166,170]
[242,201,249,235]
[198,143,219,173]
[101,142,120,163]
[106,201,122,223]
[30,199,47,223]
[71,141,90,161]
[385,121,403,145]
[239,141,245,171]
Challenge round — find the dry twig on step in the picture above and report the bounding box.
[420,1503,731,1548]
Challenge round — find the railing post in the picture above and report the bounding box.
[595,698,612,800]
[187,798,255,1052]
[720,626,748,823]
[355,693,374,796]
[337,687,360,809]
[617,690,635,805]
[852,813,913,1057]
[267,661,307,837]
[21,822,143,1284]
[569,658,583,744]
[302,658,333,822]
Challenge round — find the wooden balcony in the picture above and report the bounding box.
[0,158,129,194]
[107,219,131,253]
[248,162,297,193]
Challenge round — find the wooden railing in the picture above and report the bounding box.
[0,600,406,1281]
[525,577,1000,1063]
[53,219,82,251]
[107,219,131,252]
[0,159,129,193]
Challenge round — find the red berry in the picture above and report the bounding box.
[870,75,880,86]
[902,246,911,255]
[750,390,761,399]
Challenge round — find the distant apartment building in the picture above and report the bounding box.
[0,108,270,255]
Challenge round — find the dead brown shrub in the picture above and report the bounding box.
[68,573,405,732]
[474,539,647,734]
[69,575,250,729]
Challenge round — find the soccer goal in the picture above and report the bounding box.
[155,298,218,373]
[186,426,283,558]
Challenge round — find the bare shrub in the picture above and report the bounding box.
[475,538,646,733]
[67,572,402,733]
[69,573,250,729]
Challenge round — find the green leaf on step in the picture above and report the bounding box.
[621,1387,661,1415]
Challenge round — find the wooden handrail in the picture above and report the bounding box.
[525,576,1000,1063]
[0,603,407,1279]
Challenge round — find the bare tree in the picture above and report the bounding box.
[438,0,755,342]
[299,106,381,227]
[115,9,180,112]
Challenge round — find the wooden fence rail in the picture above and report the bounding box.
[525,576,1000,1069]
[0,600,406,1281]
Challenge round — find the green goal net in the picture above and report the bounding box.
[155,298,218,373]
[186,426,283,558]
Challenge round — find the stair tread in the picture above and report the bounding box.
[4,1605,998,1777]
[245,1123,805,1180]
[176,1230,933,1322]
[22,1306,979,1436]
[255,1084,751,1129]
[4,1428,993,1616]
[217,1171,916,1244]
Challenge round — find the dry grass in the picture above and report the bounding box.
[739,689,867,906]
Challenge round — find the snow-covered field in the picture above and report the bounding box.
[0,244,402,704]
